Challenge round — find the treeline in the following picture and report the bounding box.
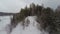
[12,3,60,34]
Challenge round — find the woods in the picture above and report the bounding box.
[10,3,60,34]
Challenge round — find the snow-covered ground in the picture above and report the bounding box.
[0,16,11,34]
[0,16,49,34]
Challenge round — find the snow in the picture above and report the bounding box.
[0,16,11,34]
[10,16,40,34]
[0,16,49,34]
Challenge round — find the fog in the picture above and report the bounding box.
[0,0,60,13]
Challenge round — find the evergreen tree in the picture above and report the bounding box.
[10,3,60,34]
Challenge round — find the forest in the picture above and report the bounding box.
[10,3,60,34]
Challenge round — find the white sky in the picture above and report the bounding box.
[0,0,60,13]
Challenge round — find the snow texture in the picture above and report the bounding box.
[0,16,49,34]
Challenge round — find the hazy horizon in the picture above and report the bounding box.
[0,0,60,13]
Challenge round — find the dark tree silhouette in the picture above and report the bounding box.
[8,3,60,34]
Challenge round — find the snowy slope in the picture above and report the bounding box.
[0,16,49,34]
[10,16,40,34]
[11,16,49,34]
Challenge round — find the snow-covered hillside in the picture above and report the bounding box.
[0,16,49,34]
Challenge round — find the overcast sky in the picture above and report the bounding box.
[0,0,60,13]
